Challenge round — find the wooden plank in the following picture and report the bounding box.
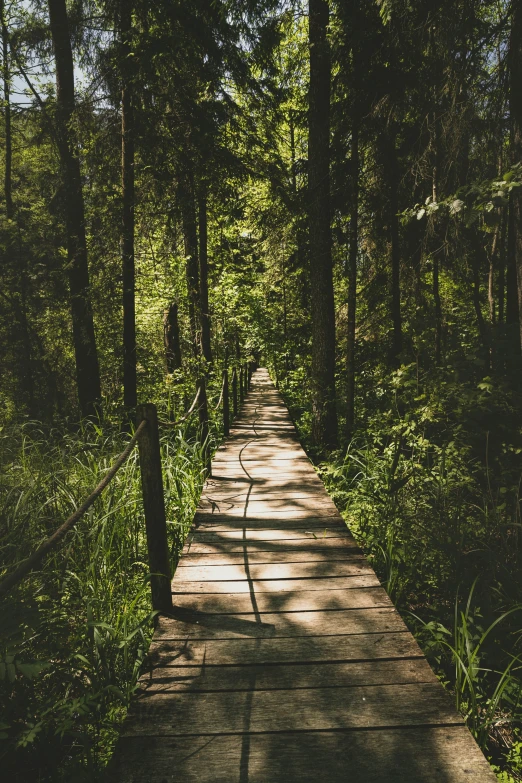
[155,607,404,639]
[213,450,309,457]
[138,657,438,693]
[121,683,463,736]
[173,560,374,581]
[200,490,333,501]
[197,496,339,510]
[171,575,380,593]
[148,631,423,666]
[177,550,365,566]
[194,507,341,520]
[193,518,347,530]
[212,458,314,467]
[192,516,345,529]
[168,586,392,614]
[108,727,498,782]
[188,528,348,541]
[202,478,326,490]
[212,468,321,477]
[184,537,361,554]
[176,549,366,574]
[196,507,340,519]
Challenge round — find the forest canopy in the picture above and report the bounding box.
[2,0,522,780]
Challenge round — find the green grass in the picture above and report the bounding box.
[0,416,209,781]
[276,362,522,782]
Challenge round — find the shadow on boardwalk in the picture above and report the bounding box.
[106,369,495,783]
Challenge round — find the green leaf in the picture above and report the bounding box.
[16,661,51,680]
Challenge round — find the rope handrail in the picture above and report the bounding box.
[214,373,226,411]
[0,419,148,599]
[159,387,201,427]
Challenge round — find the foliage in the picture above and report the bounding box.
[280,357,522,780]
[1,0,522,779]
[0,416,207,780]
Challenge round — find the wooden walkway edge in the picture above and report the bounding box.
[108,368,496,782]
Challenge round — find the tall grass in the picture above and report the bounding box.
[0,417,208,781]
[318,430,522,780]
[274,361,522,781]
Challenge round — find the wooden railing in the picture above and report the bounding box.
[0,362,254,611]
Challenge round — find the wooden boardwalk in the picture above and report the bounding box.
[109,368,496,782]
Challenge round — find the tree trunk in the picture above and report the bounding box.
[164,302,182,372]
[507,194,519,326]
[488,251,495,326]
[232,365,238,417]
[121,0,137,411]
[346,122,358,439]
[431,121,442,366]
[499,208,507,324]
[181,174,200,356]
[510,0,522,356]
[386,130,402,365]
[470,234,491,368]
[308,0,337,449]
[290,110,297,194]
[197,375,211,476]
[48,0,101,418]
[433,252,442,365]
[1,0,12,219]
[0,17,35,414]
[198,190,212,364]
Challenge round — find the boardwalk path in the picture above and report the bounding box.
[109,368,496,782]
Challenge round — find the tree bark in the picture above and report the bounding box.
[308,0,337,449]
[346,122,358,439]
[469,233,491,368]
[385,129,402,365]
[1,0,12,219]
[431,121,442,366]
[507,194,519,326]
[510,0,522,356]
[198,189,212,364]
[1,18,35,413]
[499,208,507,324]
[472,260,490,368]
[48,0,101,418]
[181,174,200,356]
[290,110,297,194]
[488,224,499,325]
[164,302,182,372]
[197,375,211,476]
[121,0,137,411]
[433,252,442,365]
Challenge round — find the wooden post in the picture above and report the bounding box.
[136,404,173,614]
[232,366,238,418]
[223,366,230,436]
[239,365,245,402]
[198,376,212,477]
[248,362,253,389]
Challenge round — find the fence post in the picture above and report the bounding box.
[239,365,245,403]
[248,362,252,389]
[223,366,230,436]
[232,366,238,418]
[136,404,173,614]
[197,376,212,477]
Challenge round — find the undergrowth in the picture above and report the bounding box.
[0,412,210,782]
[279,360,522,782]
